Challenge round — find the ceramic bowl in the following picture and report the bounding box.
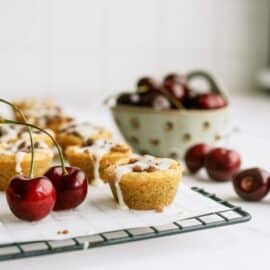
[110,70,230,159]
[111,105,229,159]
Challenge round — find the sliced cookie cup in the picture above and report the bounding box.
[0,139,54,191]
[56,122,112,151]
[105,155,183,211]
[65,139,131,186]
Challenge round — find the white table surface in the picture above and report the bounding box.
[1,93,270,269]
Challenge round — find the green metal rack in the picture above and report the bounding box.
[0,187,251,262]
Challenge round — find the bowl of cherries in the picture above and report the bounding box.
[111,70,229,159]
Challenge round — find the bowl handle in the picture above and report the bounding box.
[186,70,227,97]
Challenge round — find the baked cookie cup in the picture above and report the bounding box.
[56,122,112,151]
[19,128,55,147]
[65,139,131,186]
[106,155,182,211]
[0,124,55,147]
[0,140,53,191]
[13,99,73,132]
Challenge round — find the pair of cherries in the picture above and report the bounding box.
[0,99,88,222]
[185,143,241,181]
[117,73,227,110]
[6,166,88,221]
[185,143,270,202]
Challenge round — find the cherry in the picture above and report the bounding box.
[6,176,56,221]
[141,90,171,109]
[182,88,199,109]
[233,168,270,201]
[45,166,88,211]
[163,73,186,85]
[163,80,187,102]
[204,147,241,182]
[194,93,227,110]
[184,143,211,173]
[116,93,141,106]
[137,77,157,92]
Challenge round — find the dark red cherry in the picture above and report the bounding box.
[6,176,56,221]
[137,77,157,92]
[185,143,211,173]
[45,166,88,211]
[163,80,187,102]
[182,88,199,109]
[141,90,170,110]
[233,168,270,201]
[163,73,187,85]
[205,148,241,182]
[194,94,227,110]
[116,93,141,106]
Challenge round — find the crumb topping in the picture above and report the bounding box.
[59,122,105,143]
[0,138,50,154]
[18,100,72,128]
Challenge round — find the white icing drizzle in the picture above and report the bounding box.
[72,139,127,186]
[15,152,26,174]
[113,155,175,209]
[20,100,70,128]
[0,139,52,175]
[73,140,115,186]
[60,122,104,143]
[0,124,19,143]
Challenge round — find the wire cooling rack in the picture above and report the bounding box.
[0,187,251,261]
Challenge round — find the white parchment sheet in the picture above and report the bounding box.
[0,184,228,245]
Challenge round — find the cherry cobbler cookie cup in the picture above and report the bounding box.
[0,124,55,147]
[12,99,73,132]
[65,139,131,186]
[0,139,54,191]
[56,122,112,151]
[105,155,182,211]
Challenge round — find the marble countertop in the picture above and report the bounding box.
[1,93,270,270]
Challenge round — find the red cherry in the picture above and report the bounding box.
[6,176,56,221]
[163,80,187,102]
[137,77,157,92]
[182,88,199,108]
[116,93,141,106]
[205,148,241,182]
[141,90,171,109]
[45,166,88,211]
[185,143,211,173]
[194,94,227,110]
[233,168,270,201]
[163,73,187,85]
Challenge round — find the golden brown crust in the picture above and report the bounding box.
[12,100,73,132]
[65,144,131,184]
[56,129,112,151]
[0,151,53,191]
[107,162,182,211]
[21,129,55,147]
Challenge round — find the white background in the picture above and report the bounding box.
[0,0,269,105]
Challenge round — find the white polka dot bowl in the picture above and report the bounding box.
[111,105,229,159]
[110,70,229,160]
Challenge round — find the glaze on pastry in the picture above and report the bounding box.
[12,99,73,132]
[65,139,131,186]
[56,122,112,151]
[0,139,54,191]
[106,155,182,211]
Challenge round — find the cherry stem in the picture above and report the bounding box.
[1,118,68,176]
[0,99,35,178]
